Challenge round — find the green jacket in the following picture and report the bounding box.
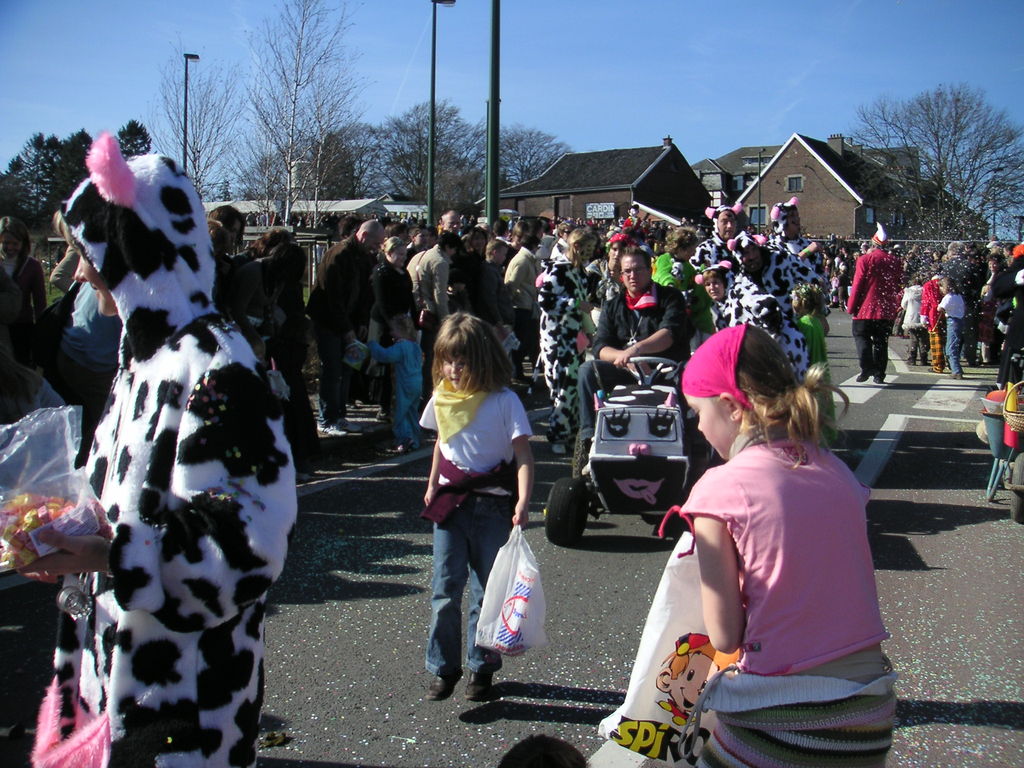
[653,253,714,335]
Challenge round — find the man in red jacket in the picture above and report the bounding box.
[847,224,903,383]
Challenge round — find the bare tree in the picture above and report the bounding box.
[853,83,1024,240]
[376,100,485,206]
[151,50,242,198]
[500,125,570,186]
[248,0,362,223]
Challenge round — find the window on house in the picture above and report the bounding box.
[749,206,766,227]
[731,176,744,191]
[865,207,875,224]
[786,175,803,192]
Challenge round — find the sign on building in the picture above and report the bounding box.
[585,202,616,220]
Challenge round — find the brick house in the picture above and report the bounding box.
[498,137,709,224]
[735,133,911,239]
[692,145,782,208]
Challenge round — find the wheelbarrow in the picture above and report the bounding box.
[981,410,1024,523]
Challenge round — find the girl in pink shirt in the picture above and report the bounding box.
[677,325,896,767]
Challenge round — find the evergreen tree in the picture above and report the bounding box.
[117,119,152,158]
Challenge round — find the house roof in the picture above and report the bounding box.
[500,145,669,195]
[694,145,783,176]
[737,134,867,205]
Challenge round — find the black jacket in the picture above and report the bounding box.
[593,283,692,363]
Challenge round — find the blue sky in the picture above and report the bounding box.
[3,0,1023,172]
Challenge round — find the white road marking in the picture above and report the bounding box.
[836,374,898,404]
[854,413,981,487]
[913,380,988,412]
[889,349,910,374]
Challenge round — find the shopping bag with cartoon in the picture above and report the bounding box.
[598,528,738,765]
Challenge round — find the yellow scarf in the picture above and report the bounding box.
[433,380,488,442]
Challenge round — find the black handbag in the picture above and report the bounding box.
[31,282,81,375]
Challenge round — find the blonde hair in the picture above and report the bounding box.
[666,225,699,255]
[565,228,597,268]
[735,327,846,447]
[382,236,406,255]
[432,312,512,393]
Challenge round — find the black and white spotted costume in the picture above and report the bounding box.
[539,255,588,444]
[35,135,296,768]
[767,197,824,273]
[721,233,811,377]
[691,204,744,271]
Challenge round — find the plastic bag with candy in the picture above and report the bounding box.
[0,406,109,572]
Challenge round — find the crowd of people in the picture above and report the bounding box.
[5,130,1024,767]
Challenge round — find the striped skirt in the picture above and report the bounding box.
[696,691,896,767]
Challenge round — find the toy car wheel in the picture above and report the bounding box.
[545,476,589,546]
[1011,458,1024,524]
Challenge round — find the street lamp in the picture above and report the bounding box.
[182,53,200,176]
[485,0,500,228]
[757,148,765,232]
[990,166,1005,239]
[427,0,455,230]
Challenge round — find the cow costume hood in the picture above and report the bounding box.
[63,133,216,361]
[40,134,295,768]
[768,196,815,257]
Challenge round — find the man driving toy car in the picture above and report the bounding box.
[577,247,692,446]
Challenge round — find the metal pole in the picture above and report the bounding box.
[182,53,199,175]
[485,0,500,227]
[427,2,437,229]
[757,148,763,232]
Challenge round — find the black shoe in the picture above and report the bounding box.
[425,671,462,701]
[465,671,493,701]
[856,372,870,382]
[873,375,885,384]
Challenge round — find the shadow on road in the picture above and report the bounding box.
[867,498,1006,571]
[896,699,1024,730]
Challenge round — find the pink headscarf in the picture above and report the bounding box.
[681,325,752,409]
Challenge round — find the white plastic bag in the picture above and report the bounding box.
[598,530,738,765]
[0,407,107,572]
[476,525,547,655]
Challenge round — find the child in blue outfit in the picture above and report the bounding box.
[368,314,423,452]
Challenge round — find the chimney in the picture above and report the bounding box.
[662,135,673,148]
[828,133,845,155]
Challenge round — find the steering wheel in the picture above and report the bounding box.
[624,356,684,388]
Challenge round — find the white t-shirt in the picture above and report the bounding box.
[420,388,532,492]
[938,293,965,319]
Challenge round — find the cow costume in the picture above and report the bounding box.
[722,233,810,378]
[33,134,296,768]
[538,252,589,445]
[690,203,743,271]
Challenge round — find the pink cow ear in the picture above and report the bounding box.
[730,203,744,215]
[788,196,799,207]
[727,238,738,251]
[694,274,705,285]
[704,206,717,220]
[719,260,733,270]
[86,132,136,207]
[753,234,767,246]
[770,205,781,221]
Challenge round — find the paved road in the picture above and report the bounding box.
[1,313,1021,767]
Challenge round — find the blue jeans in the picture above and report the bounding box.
[426,494,512,677]
[946,317,963,375]
[314,323,351,424]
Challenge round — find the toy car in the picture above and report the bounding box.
[544,357,711,546]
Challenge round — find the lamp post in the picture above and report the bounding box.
[757,148,764,232]
[182,53,200,175]
[990,166,1005,239]
[484,0,500,228]
[427,0,455,230]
